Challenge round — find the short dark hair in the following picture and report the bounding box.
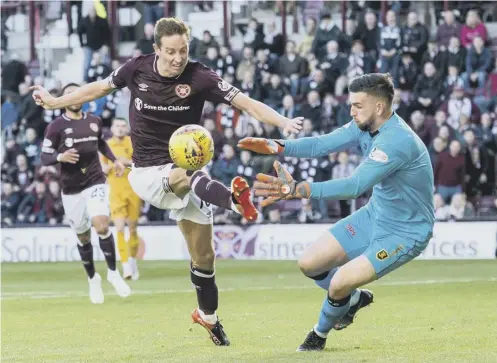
[61,82,80,95]
[348,73,394,105]
[154,17,190,47]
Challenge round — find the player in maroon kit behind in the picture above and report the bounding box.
[40,83,131,304]
[31,17,302,346]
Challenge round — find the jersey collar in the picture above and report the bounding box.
[370,112,396,137]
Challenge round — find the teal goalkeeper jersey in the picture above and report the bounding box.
[283,112,435,241]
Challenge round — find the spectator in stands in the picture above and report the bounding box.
[86,52,112,83]
[16,181,55,224]
[311,12,347,60]
[262,74,288,109]
[237,150,256,182]
[433,193,450,220]
[353,10,380,61]
[263,21,285,57]
[298,17,317,57]
[435,139,465,203]
[254,49,274,83]
[210,144,240,186]
[279,95,298,119]
[445,36,467,75]
[396,52,418,91]
[136,23,154,55]
[428,110,452,143]
[460,9,488,49]
[448,193,475,220]
[409,110,430,145]
[1,182,21,225]
[301,69,329,99]
[17,82,44,137]
[218,46,237,76]
[379,10,402,76]
[298,90,322,125]
[392,88,409,121]
[239,71,260,100]
[429,136,447,168]
[436,10,462,50]
[463,36,492,90]
[444,65,465,99]
[412,62,443,115]
[241,18,265,52]
[480,113,497,152]
[402,11,429,65]
[200,47,221,74]
[278,40,308,95]
[445,85,473,129]
[22,128,41,167]
[342,18,358,53]
[194,30,219,60]
[319,40,348,94]
[421,38,448,78]
[463,129,492,197]
[345,39,374,80]
[47,180,64,223]
[1,93,19,132]
[236,47,255,82]
[12,153,34,193]
[78,4,111,82]
[1,52,27,94]
[143,1,165,25]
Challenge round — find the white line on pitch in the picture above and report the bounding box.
[2,277,496,301]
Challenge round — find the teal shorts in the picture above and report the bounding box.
[329,206,431,278]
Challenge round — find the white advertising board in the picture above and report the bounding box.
[1,222,496,262]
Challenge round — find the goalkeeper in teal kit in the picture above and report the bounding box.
[238,73,435,351]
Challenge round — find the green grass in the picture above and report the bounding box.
[2,260,497,363]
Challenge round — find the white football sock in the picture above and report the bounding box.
[198,308,217,325]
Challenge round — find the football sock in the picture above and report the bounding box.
[116,231,129,263]
[189,170,232,210]
[190,265,218,316]
[315,294,351,337]
[128,231,139,258]
[77,241,96,279]
[98,231,117,271]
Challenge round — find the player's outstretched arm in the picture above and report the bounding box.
[30,79,113,110]
[238,121,361,159]
[254,145,406,204]
[231,92,303,135]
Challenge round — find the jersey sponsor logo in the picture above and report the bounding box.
[376,249,389,260]
[138,83,148,91]
[346,223,356,237]
[65,136,98,147]
[369,147,388,163]
[89,123,99,132]
[42,138,52,147]
[217,80,231,92]
[135,97,190,112]
[175,84,191,98]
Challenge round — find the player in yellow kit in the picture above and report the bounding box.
[101,118,142,280]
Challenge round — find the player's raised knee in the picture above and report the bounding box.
[168,167,191,198]
[92,217,110,236]
[298,255,317,277]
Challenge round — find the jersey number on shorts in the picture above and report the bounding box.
[91,186,106,199]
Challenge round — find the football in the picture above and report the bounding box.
[168,124,215,170]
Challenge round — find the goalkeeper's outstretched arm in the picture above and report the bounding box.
[282,121,361,159]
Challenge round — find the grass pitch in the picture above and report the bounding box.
[2,260,497,363]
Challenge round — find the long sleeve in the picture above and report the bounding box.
[283,121,360,158]
[40,122,60,166]
[309,144,406,200]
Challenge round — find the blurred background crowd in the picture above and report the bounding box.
[2,0,497,227]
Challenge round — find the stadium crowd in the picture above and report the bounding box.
[2,1,497,226]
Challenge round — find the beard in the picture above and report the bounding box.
[68,104,82,112]
[356,118,374,132]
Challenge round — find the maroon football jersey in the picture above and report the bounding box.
[41,113,107,194]
[107,54,240,167]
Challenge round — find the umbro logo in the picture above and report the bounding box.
[138,83,148,92]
